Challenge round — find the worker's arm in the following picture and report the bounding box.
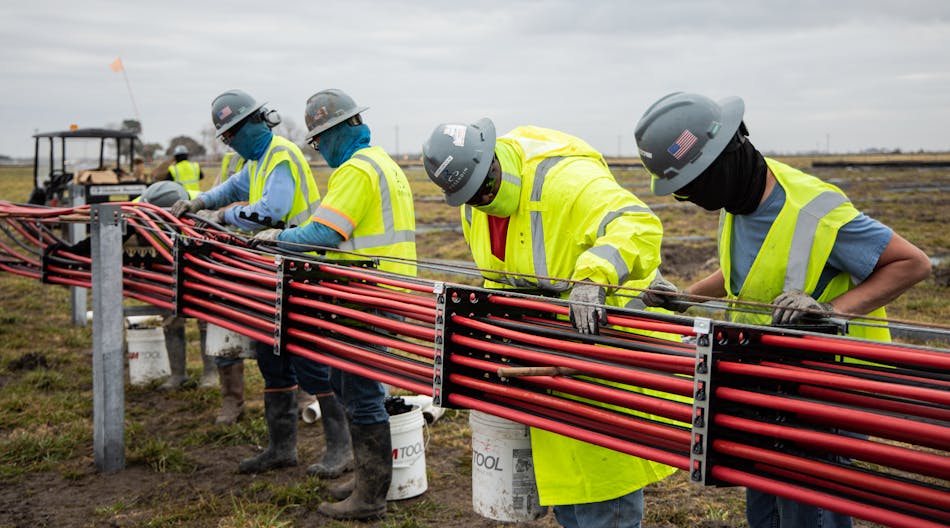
[825,232,931,314]
[686,269,727,299]
[219,162,295,231]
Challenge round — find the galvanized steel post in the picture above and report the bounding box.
[91,203,125,473]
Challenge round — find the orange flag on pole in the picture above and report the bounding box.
[109,57,124,73]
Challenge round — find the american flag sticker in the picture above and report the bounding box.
[217,106,233,120]
[668,129,698,159]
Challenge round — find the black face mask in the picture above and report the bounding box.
[673,134,767,215]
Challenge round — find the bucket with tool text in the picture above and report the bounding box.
[386,397,428,500]
[205,323,255,358]
[469,410,546,521]
[125,316,170,386]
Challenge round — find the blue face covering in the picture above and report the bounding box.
[228,119,273,161]
[318,123,371,168]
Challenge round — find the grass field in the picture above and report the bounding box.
[0,156,947,527]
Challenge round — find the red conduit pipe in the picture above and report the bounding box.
[182,295,275,333]
[181,307,273,344]
[487,314,697,364]
[718,361,950,407]
[711,466,948,528]
[487,294,696,336]
[333,281,439,308]
[184,280,278,315]
[450,353,692,424]
[286,311,434,360]
[288,295,435,342]
[286,327,433,380]
[451,333,695,397]
[716,386,950,450]
[285,342,431,395]
[798,359,950,389]
[124,220,173,262]
[183,252,277,287]
[53,250,91,265]
[488,393,691,455]
[449,393,690,471]
[122,266,175,284]
[316,264,435,293]
[6,266,42,280]
[454,315,695,375]
[290,280,436,321]
[209,250,278,275]
[122,278,173,298]
[5,218,47,247]
[376,306,436,325]
[450,372,692,447]
[714,413,950,479]
[761,333,950,370]
[182,267,276,302]
[44,276,90,289]
[0,239,40,268]
[758,463,950,523]
[714,439,950,515]
[797,384,950,423]
[125,291,174,311]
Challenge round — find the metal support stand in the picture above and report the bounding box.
[91,204,125,473]
[68,184,87,326]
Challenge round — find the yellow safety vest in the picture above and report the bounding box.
[168,160,201,193]
[313,146,417,277]
[720,158,890,342]
[461,126,679,505]
[245,135,320,228]
[219,151,245,184]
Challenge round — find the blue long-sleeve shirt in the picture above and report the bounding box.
[198,162,295,231]
[276,220,343,251]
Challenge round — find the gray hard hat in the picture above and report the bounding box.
[304,89,369,141]
[634,92,744,196]
[421,118,496,206]
[211,89,265,137]
[141,181,188,208]
[173,145,188,156]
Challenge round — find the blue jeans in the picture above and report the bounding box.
[330,366,388,426]
[553,488,643,528]
[253,340,332,395]
[746,488,851,528]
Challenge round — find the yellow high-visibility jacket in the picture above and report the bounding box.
[245,135,320,228]
[168,160,201,193]
[461,125,680,505]
[720,158,889,342]
[310,146,416,277]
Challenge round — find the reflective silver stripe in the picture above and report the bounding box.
[464,204,472,225]
[586,244,630,284]
[784,191,849,291]
[597,205,653,238]
[624,296,647,310]
[313,208,355,235]
[258,142,316,226]
[502,169,520,185]
[530,156,570,292]
[339,230,415,250]
[336,153,413,252]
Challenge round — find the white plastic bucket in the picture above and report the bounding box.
[126,327,171,385]
[387,405,428,500]
[469,410,546,522]
[205,323,254,358]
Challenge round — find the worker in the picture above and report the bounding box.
[167,145,202,193]
[216,149,245,187]
[421,118,680,528]
[169,89,324,472]
[254,88,416,520]
[634,92,932,528]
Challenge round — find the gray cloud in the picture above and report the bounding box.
[1,0,949,160]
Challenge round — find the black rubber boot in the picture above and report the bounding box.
[306,394,354,478]
[159,317,187,390]
[238,390,298,473]
[318,421,392,520]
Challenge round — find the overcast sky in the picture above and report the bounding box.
[2,0,949,160]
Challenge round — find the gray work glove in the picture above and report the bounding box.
[640,274,689,313]
[568,283,607,335]
[253,228,283,243]
[194,208,226,226]
[771,290,833,325]
[169,197,206,218]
